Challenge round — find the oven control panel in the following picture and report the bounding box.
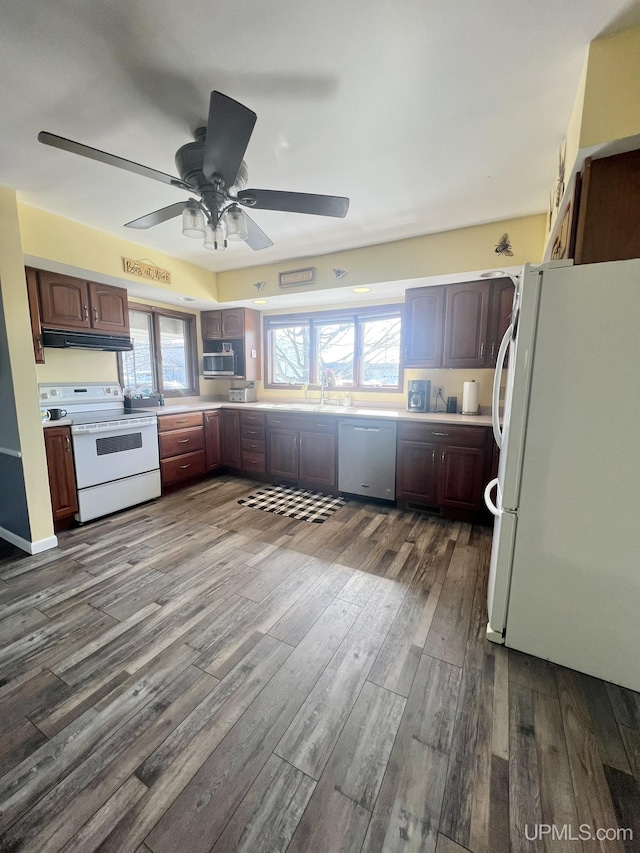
[39,383,123,403]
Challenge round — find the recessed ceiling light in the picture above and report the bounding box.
[480,270,507,279]
[252,299,268,304]
[177,296,196,302]
[352,287,371,293]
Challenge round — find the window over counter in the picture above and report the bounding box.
[264,306,403,391]
[118,304,199,397]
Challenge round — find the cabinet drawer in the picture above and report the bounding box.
[159,426,205,459]
[158,411,203,432]
[299,416,337,434]
[398,422,487,447]
[241,437,265,454]
[240,425,265,441]
[242,451,266,473]
[161,449,206,485]
[266,413,300,430]
[240,411,265,426]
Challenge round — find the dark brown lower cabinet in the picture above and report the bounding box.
[221,409,241,468]
[267,428,299,480]
[396,440,438,504]
[265,413,337,493]
[396,423,490,517]
[44,426,78,521]
[437,445,485,510]
[299,429,337,492]
[204,411,221,471]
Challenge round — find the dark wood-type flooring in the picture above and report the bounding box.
[0,475,639,853]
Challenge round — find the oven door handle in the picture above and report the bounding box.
[71,419,157,435]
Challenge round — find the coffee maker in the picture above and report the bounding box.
[407,379,431,413]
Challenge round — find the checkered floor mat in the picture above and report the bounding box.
[238,484,346,523]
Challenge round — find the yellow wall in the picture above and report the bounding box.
[217,214,546,302]
[18,205,219,303]
[0,187,54,544]
[581,25,640,148]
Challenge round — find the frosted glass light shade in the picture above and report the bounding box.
[182,203,206,238]
[224,206,249,241]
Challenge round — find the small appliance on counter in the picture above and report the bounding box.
[407,379,431,413]
[229,383,257,403]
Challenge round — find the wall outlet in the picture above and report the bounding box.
[432,386,444,398]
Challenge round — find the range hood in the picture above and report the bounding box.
[42,330,133,352]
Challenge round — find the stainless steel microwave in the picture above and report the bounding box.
[203,351,236,376]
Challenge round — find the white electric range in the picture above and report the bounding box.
[39,383,161,523]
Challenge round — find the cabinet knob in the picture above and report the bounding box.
[177,438,189,444]
[491,342,496,359]
[66,435,71,451]
[441,452,445,464]
[431,450,435,463]
[179,464,191,470]
[83,305,89,321]
[433,432,448,437]
[93,306,98,321]
[479,342,485,358]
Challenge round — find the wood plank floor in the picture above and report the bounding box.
[0,475,638,853]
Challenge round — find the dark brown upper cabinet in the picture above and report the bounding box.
[201,307,261,381]
[574,148,640,265]
[442,281,491,369]
[486,278,515,367]
[201,308,246,340]
[403,285,445,368]
[35,269,129,336]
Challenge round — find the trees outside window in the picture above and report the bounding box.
[265,307,402,391]
[119,305,198,397]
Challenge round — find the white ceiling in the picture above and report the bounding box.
[2,0,639,274]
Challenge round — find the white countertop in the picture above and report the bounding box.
[43,400,493,428]
[156,400,493,427]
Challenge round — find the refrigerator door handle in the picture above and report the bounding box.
[492,324,513,449]
[484,477,501,517]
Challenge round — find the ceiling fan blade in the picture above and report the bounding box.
[202,91,256,188]
[38,131,193,191]
[238,188,349,218]
[243,212,273,251]
[124,201,188,229]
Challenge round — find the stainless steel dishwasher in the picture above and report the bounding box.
[338,419,397,500]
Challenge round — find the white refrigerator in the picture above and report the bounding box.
[484,259,640,692]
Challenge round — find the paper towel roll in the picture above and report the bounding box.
[462,380,479,415]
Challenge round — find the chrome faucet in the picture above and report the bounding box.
[319,369,327,405]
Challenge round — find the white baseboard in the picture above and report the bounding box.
[0,527,58,555]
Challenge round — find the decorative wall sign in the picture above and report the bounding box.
[278,267,316,288]
[333,268,347,279]
[494,233,514,257]
[555,142,566,210]
[123,258,172,284]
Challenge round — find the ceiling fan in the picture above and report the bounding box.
[38,90,350,252]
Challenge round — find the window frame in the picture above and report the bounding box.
[117,302,199,398]
[263,304,404,392]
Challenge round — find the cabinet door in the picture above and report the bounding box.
[201,311,222,339]
[44,427,78,520]
[442,281,491,368]
[221,309,245,338]
[437,445,485,510]
[267,428,299,480]
[299,430,336,491]
[87,283,129,335]
[221,410,241,468]
[204,411,221,471]
[38,272,90,330]
[486,279,515,367]
[403,286,445,367]
[25,268,45,363]
[396,440,438,504]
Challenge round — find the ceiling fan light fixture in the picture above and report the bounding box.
[224,206,249,242]
[182,202,206,238]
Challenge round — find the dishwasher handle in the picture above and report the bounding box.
[352,427,380,432]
